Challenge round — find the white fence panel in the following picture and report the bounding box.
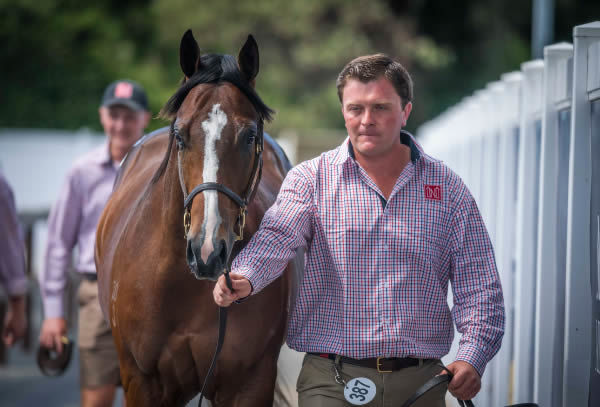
[492,71,522,407]
[513,59,544,404]
[533,41,573,407]
[563,21,600,407]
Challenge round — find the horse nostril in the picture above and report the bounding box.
[217,239,228,266]
[186,239,196,266]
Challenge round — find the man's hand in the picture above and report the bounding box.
[445,360,481,400]
[39,317,67,354]
[2,295,27,346]
[213,274,252,307]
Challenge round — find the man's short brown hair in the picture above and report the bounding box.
[336,54,413,107]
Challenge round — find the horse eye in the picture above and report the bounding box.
[174,127,185,149]
[246,129,256,145]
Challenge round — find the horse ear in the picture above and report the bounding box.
[238,34,259,85]
[180,29,201,79]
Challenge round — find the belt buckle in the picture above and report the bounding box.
[376,357,392,373]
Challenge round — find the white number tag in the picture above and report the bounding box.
[343,377,376,405]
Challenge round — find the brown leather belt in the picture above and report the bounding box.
[81,273,97,281]
[309,352,421,373]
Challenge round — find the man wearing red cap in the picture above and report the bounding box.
[39,80,150,407]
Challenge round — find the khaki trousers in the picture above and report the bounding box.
[296,354,447,407]
[77,279,121,388]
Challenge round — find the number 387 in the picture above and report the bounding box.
[348,379,371,401]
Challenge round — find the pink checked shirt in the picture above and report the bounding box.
[233,132,504,375]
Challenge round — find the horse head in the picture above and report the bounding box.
[160,30,273,280]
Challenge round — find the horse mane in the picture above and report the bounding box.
[151,53,274,184]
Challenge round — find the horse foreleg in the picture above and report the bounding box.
[213,356,279,407]
[122,369,164,406]
[119,354,181,407]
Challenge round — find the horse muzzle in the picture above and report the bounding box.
[186,236,228,280]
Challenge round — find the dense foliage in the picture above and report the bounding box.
[0,0,597,134]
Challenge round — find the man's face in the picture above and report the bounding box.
[99,105,150,155]
[341,77,412,158]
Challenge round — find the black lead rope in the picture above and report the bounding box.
[400,362,538,407]
[197,271,234,407]
[400,363,474,407]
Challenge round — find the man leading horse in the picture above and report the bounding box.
[214,54,505,406]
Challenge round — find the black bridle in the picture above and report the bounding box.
[174,119,264,406]
[177,119,264,241]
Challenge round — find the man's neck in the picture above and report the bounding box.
[354,143,412,199]
[110,147,127,164]
[355,142,410,173]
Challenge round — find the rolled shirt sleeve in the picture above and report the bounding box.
[0,174,27,297]
[233,165,314,294]
[41,168,82,318]
[450,190,505,376]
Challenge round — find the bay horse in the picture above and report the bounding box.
[95,30,299,406]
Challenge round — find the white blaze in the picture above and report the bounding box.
[200,104,228,262]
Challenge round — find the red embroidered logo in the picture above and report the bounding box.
[114,82,134,99]
[424,185,442,201]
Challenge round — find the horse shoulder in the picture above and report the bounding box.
[96,130,170,317]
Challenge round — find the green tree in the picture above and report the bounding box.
[0,0,161,130]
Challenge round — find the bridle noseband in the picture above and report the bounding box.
[176,119,264,241]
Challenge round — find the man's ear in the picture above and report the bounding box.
[141,111,152,128]
[402,102,413,126]
[98,107,107,125]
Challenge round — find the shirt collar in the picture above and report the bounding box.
[89,142,114,167]
[333,130,423,166]
[400,130,423,163]
[330,137,352,166]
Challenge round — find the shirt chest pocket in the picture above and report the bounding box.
[408,201,450,253]
[383,202,451,269]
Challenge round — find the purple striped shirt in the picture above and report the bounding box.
[41,143,118,318]
[233,133,504,375]
[0,172,27,296]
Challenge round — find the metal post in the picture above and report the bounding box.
[532,0,555,59]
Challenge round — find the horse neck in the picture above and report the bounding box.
[157,141,187,234]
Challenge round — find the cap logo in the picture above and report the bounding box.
[424,184,442,201]
[114,82,134,99]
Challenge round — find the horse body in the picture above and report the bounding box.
[95,32,297,406]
